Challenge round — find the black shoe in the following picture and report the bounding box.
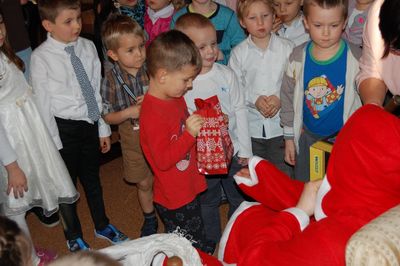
[30,207,60,228]
[140,214,158,237]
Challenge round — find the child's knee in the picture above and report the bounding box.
[137,176,153,192]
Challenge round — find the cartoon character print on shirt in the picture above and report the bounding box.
[171,117,191,171]
[305,75,344,119]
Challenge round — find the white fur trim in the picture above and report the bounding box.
[99,233,202,266]
[233,156,264,186]
[314,175,330,221]
[218,201,261,261]
[283,207,310,231]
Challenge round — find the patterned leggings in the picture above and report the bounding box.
[155,196,215,254]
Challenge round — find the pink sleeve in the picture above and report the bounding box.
[356,0,385,86]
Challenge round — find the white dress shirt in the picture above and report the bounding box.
[185,63,252,159]
[31,34,111,149]
[277,14,310,46]
[228,34,294,139]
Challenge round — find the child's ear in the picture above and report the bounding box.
[156,68,168,84]
[239,19,247,29]
[303,16,310,31]
[42,19,53,33]
[106,50,119,62]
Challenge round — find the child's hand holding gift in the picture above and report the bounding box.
[186,114,205,137]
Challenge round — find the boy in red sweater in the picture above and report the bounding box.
[139,30,214,254]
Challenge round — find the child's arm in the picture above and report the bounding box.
[92,46,111,153]
[103,96,144,125]
[143,113,204,171]
[30,54,64,150]
[5,161,28,199]
[0,123,17,167]
[229,69,252,159]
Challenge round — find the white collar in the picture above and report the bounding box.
[47,32,78,51]
[147,4,174,24]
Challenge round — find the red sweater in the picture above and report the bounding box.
[140,94,206,209]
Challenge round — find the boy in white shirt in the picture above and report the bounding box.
[229,0,294,176]
[272,0,310,46]
[175,13,252,251]
[31,0,128,252]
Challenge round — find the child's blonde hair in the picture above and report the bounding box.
[236,0,275,21]
[175,13,215,32]
[303,0,348,18]
[102,13,146,52]
[147,30,202,78]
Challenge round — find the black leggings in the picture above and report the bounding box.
[155,196,215,254]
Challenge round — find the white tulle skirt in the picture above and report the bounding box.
[0,90,79,217]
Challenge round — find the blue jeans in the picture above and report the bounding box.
[200,155,246,244]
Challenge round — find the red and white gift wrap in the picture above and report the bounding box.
[195,96,233,175]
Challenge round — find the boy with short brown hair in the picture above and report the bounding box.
[31,0,128,252]
[140,30,214,254]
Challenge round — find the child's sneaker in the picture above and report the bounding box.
[36,247,58,265]
[95,224,129,244]
[140,214,158,237]
[67,237,90,252]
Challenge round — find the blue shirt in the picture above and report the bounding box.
[303,40,347,136]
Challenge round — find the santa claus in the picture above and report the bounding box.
[218,104,400,265]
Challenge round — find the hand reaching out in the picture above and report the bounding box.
[296,180,323,216]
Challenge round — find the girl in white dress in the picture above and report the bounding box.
[0,14,79,266]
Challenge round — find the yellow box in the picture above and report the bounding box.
[310,140,334,181]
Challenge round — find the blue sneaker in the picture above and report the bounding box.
[67,237,90,252]
[95,224,129,244]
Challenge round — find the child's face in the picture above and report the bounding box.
[160,64,198,99]
[108,33,146,75]
[182,26,218,74]
[0,16,6,47]
[117,0,138,7]
[272,0,302,24]
[303,4,346,50]
[43,8,82,44]
[147,0,171,12]
[240,2,274,42]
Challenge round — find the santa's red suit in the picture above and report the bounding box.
[218,104,400,265]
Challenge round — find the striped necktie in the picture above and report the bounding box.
[65,45,101,122]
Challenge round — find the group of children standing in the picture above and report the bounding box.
[0,0,376,264]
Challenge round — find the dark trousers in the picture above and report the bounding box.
[155,196,214,254]
[56,117,109,240]
[251,135,293,177]
[200,155,245,244]
[294,129,324,182]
